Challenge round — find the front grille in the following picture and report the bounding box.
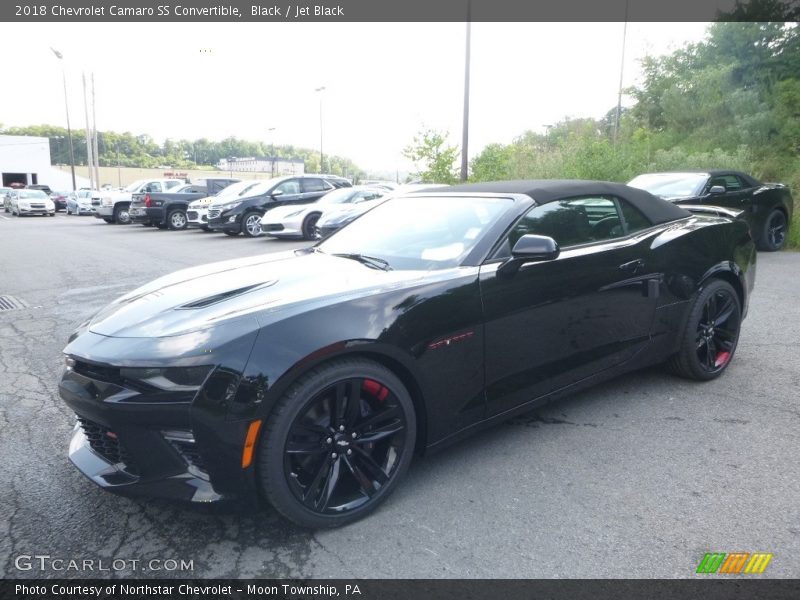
[187,211,198,220]
[73,360,121,385]
[91,199,101,206]
[208,208,221,219]
[29,203,46,209]
[264,224,283,232]
[77,416,140,475]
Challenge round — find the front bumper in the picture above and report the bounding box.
[262,219,302,238]
[207,213,241,233]
[187,208,209,228]
[94,205,113,218]
[18,207,54,215]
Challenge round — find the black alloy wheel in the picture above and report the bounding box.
[302,213,321,240]
[759,209,787,252]
[258,359,416,528]
[668,279,741,381]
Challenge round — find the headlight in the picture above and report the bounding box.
[119,366,213,391]
[219,201,241,211]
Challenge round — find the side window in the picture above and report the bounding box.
[164,180,182,190]
[145,182,162,193]
[618,200,651,234]
[709,175,744,191]
[496,195,652,258]
[301,178,328,193]
[273,180,301,195]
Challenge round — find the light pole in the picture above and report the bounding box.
[460,4,471,182]
[50,47,77,191]
[314,86,325,173]
[267,127,276,176]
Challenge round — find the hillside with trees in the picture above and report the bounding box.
[0,124,365,180]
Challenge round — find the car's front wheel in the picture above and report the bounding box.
[113,205,131,225]
[242,212,263,237]
[302,213,321,240]
[758,209,787,252]
[667,279,741,381]
[258,358,416,528]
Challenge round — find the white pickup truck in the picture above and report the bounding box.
[93,178,184,224]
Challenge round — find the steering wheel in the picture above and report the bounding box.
[592,216,622,240]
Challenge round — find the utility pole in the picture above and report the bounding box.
[91,73,100,188]
[614,1,629,144]
[315,86,325,173]
[82,72,94,191]
[50,48,77,191]
[460,2,472,182]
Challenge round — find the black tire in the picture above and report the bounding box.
[242,212,263,238]
[258,358,416,528]
[102,218,113,223]
[302,213,321,241]
[667,279,741,381]
[167,209,188,231]
[223,230,240,236]
[113,204,131,225]
[757,209,788,252]
[201,225,212,232]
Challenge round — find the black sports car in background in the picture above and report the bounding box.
[628,170,794,251]
[59,180,756,528]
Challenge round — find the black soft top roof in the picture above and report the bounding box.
[442,179,691,225]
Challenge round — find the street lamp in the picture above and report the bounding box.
[267,127,276,176]
[314,86,325,173]
[50,47,77,191]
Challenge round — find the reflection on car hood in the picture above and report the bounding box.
[87,250,434,338]
[263,204,313,222]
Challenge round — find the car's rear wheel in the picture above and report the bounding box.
[242,212,262,237]
[258,358,416,528]
[667,279,741,381]
[113,205,130,225]
[167,209,188,230]
[758,209,787,252]
[302,213,321,240]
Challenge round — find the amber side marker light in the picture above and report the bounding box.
[241,419,263,468]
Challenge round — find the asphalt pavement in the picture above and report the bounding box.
[1,212,798,579]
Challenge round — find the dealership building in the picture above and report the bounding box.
[0,135,88,190]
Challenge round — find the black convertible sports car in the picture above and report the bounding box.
[59,180,756,528]
[628,170,794,251]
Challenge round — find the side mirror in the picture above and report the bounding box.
[709,185,726,194]
[498,234,560,277]
[271,190,284,198]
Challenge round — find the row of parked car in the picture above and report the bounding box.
[81,173,443,241]
[5,169,792,251]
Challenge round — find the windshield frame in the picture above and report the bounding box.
[627,173,709,199]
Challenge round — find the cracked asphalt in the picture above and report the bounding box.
[1,213,798,579]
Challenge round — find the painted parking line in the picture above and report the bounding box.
[0,215,10,220]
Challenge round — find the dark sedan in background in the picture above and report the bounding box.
[207,175,351,237]
[628,170,794,251]
[59,180,755,528]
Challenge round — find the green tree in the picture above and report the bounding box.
[403,128,460,184]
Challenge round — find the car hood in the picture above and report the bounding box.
[86,250,437,338]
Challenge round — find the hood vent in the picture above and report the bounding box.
[177,281,276,310]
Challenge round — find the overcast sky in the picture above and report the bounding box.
[2,22,709,173]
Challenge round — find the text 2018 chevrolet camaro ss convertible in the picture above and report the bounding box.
[59,180,756,528]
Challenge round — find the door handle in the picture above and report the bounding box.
[619,259,645,274]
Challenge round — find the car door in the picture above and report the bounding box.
[704,174,752,211]
[300,177,334,203]
[479,196,660,418]
[265,179,304,211]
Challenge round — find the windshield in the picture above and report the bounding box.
[318,188,362,205]
[123,179,148,192]
[318,195,511,270]
[628,173,708,198]
[19,190,49,200]
[211,180,262,201]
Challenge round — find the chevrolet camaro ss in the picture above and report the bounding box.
[59,180,756,528]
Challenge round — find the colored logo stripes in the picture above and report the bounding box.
[696,552,773,574]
